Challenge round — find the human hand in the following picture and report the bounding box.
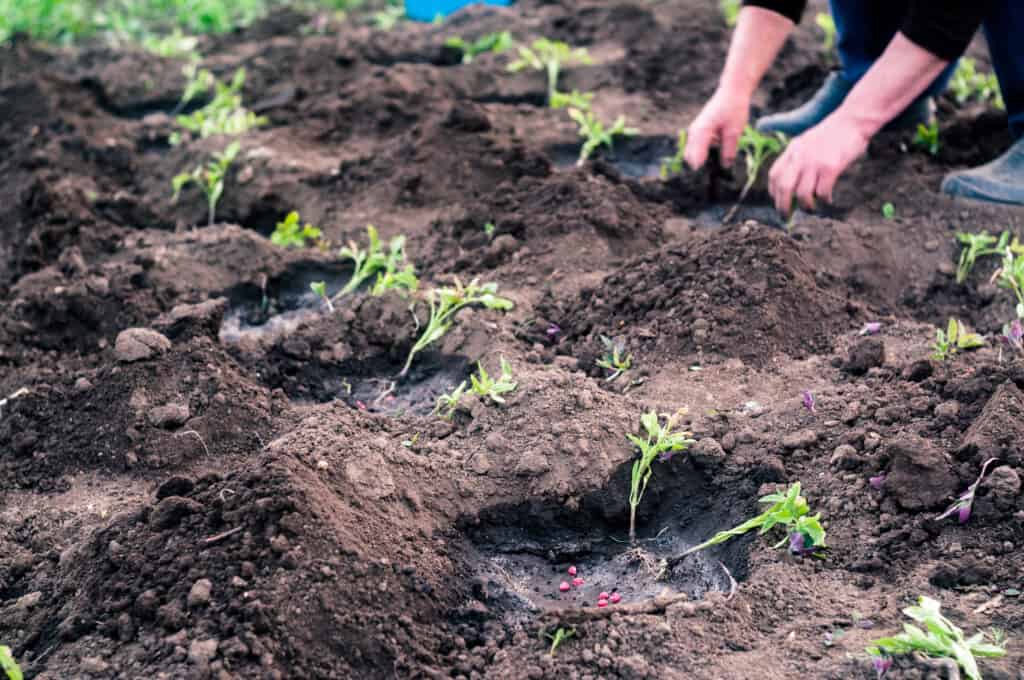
[768,112,869,215]
[684,88,751,170]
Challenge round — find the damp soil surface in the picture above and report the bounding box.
[3,1,1024,679]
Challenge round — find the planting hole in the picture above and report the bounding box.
[464,469,749,622]
[547,135,677,178]
[219,263,351,346]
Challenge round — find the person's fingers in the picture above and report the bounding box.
[720,126,741,167]
[770,152,800,217]
[815,165,840,205]
[684,122,715,171]
[795,166,818,212]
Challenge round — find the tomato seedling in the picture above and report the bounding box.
[271,211,322,249]
[1,645,22,680]
[171,140,240,226]
[660,129,688,180]
[470,357,517,404]
[950,58,1004,110]
[955,230,1011,284]
[338,225,416,298]
[433,381,468,419]
[550,89,594,111]
[595,335,632,382]
[171,67,266,146]
[568,108,638,166]
[993,245,1024,318]
[681,482,826,557]
[936,458,998,524]
[723,126,787,223]
[626,410,694,541]
[401,278,513,377]
[914,121,940,156]
[867,596,1006,680]
[508,38,592,106]
[881,202,895,219]
[932,318,984,361]
[444,31,512,63]
[543,627,575,656]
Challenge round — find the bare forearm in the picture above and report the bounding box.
[831,33,948,138]
[719,7,794,101]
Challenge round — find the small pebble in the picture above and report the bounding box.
[559,582,570,592]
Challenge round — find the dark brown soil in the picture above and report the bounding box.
[2,2,1024,679]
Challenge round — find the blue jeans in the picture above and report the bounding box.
[830,0,1024,138]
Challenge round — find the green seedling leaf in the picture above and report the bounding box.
[933,317,985,361]
[723,126,787,223]
[469,357,517,404]
[171,140,240,225]
[172,67,266,145]
[993,244,1024,318]
[1,646,22,680]
[445,31,512,63]
[550,89,594,111]
[955,230,1008,284]
[595,334,632,381]
[815,12,836,52]
[681,481,827,557]
[433,381,468,419]
[626,410,694,541]
[483,222,496,238]
[914,121,941,156]
[508,38,592,106]
[338,226,417,298]
[568,107,638,166]
[950,58,1005,110]
[719,0,740,26]
[271,211,322,249]
[310,281,334,312]
[882,202,895,220]
[867,596,1006,680]
[660,129,688,180]
[401,278,514,376]
[544,627,575,656]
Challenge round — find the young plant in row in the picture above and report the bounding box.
[999,318,1023,357]
[955,230,1012,284]
[401,278,514,377]
[1,645,21,680]
[470,357,517,404]
[433,380,468,419]
[913,121,940,156]
[950,58,1004,110]
[444,31,512,64]
[336,225,416,298]
[935,458,998,524]
[680,482,826,557]
[171,140,240,226]
[271,211,322,249]
[723,126,787,223]
[310,281,334,312]
[932,318,984,361]
[171,67,266,145]
[568,107,638,166]
[595,335,632,382]
[993,245,1024,318]
[508,38,592,106]
[626,410,695,542]
[866,596,1006,680]
[544,627,575,657]
[550,89,594,111]
[660,130,688,180]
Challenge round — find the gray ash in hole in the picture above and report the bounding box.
[547,135,678,179]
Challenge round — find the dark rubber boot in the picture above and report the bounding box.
[941,138,1024,205]
[755,72,934,137]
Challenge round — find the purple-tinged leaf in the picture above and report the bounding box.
[859,322,882,336]
[872,656,892,679]
[958,502,971,524]
[869,475,886,490]
[935,458,998,523]
[801,390,816,415]
[546,323,562,338]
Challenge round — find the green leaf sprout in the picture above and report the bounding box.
[507,38,592,107]
[993,245,1024,318]
[681,482,827,557]
[310,281,334,312]
[881,202,896,220]
[626,410,694,541]
[433,381,468,420]
[444,31,513,64]
[932,318,985,361]
[866,596,1006,680]
[723,126,787,223]
[596,334,632,382]
[550,89,595,111]
[401,278,513,377]
[568,107,638,166]
[950,58,1004,110]
[660,129,688,180]
[338,225,417,298]
[955,230,1014,284]
[1,645,22,680]
[171,140,240,226]
[470,357,517,404]
[544,627,576,656]
[171,67,266,146]
[914,121,940,156]
[271,211,322,249]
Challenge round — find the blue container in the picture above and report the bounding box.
[405,0,512,22]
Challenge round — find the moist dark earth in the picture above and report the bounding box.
[2,1,1024,678]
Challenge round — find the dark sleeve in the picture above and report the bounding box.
[901,2,986,62]
[741,0,806,24]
